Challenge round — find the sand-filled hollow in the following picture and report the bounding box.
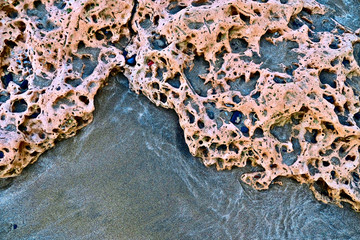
[1,0,360,211]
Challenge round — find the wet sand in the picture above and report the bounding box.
[0,74,360,239]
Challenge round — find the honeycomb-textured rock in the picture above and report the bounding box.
[0,0,133,176]
[124,0,360,211]
[2,0,360,211]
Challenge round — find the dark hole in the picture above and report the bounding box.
[304,129,318,143]
[229,143,239,153]
[239,13,250,24]
[329,38,340,49]
[322,161,330,167]
[11,99,27,113]
[18,123,27,132]
[342,58,351,69]
[19,80,28,91]
[79,96,89,105]
[340,190,353,202]
[230,38,248,53]
[199,146,209,157]
[166,72,181,88]
[28,107,41,118]
[159,93,167,103]
[186,111,195,124]
[197,120,204,129]
[308,30,320,42]
[15,21,26,32]
[323,94,334,104]
[152,82,159,90]
[288,16,303,30]
[281,137,301,166]
[191,0,212,7]
[84,3,95,12]
[274,76,286,84]
[330,58,339,67]
[240,126,249,134]
[95,31,104,41]
[2,73,13,88]
[91,15,98,23]
[331,170,336,179]
[65,78,82,87]
[4,40,17,49]
[323,121,335,131]
[229,6,238,15]
[251,91,261,99]
[345,155,355,161]
[252,127,264,138]
[217,144,227,152]
[330,157,340,165]
[319,69,337,88]
[232,95,241,104]
[154,15,160,25]
[101,28,113,39]
[34,0,42,8]
[230,111,242,124]
[313,178,330,198]
[0,151,3,158]
[77,41,85,50]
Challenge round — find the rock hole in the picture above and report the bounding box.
[281,138,301,166]
[313,178,331,198]
[166,72,181,88]
[270,122,292,142]
[227,74,258,96]
[64,77,82,88]
[11,99,28,113]
[184,54,211,97]
[167,1,186,14]
[259,35,299,73]
[229,38,248,53]
[319,69,337,88]
[79,96,89,105]
[305,129,318,143]
[186,110,195,124]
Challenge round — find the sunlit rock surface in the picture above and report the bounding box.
[1,0,360,237]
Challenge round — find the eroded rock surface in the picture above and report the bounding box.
[1,0,360,211]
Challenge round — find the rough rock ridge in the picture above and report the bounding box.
[2,0,360,211]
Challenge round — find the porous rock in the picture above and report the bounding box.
[2,0,360,211]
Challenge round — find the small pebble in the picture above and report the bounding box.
[126,55,136,66]
[147,60,154,66]
[155,39,165,48]
[230,111,242,124]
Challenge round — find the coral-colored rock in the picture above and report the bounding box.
[2,0,360,211]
